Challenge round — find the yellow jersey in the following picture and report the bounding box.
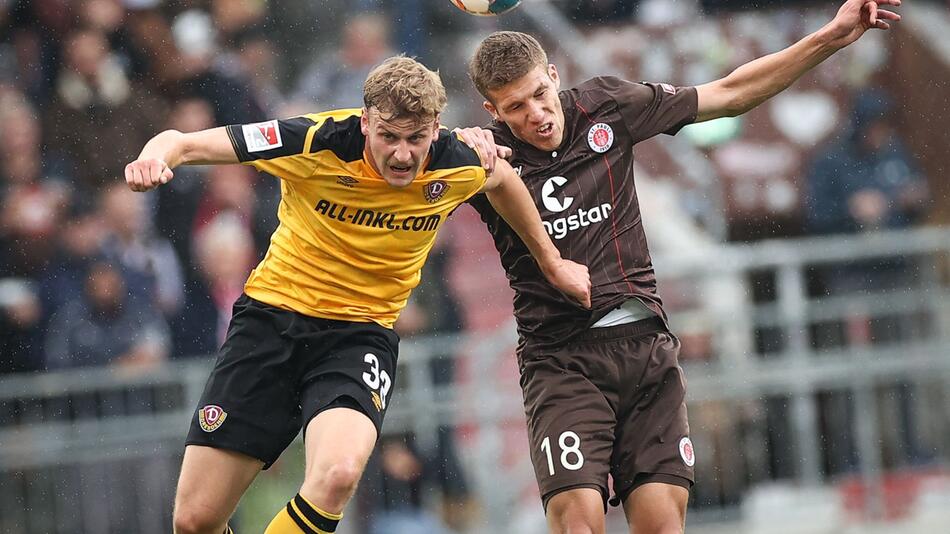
[225,108,487,328]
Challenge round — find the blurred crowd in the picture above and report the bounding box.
[0,0,288,375]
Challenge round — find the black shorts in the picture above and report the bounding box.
[185,294,399,468]
[519,317,694,511]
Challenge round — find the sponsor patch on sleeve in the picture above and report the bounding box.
[242,120,283,152]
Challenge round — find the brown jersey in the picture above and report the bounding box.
[469,77,697,348]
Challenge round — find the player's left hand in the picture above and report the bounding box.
[826,0,901,49]
[542,258,592,309]
[453,127,513,176]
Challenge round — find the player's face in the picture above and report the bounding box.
[361,108,440,188]
[484,64,565,152]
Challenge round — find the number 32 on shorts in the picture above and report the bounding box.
[361,353,392,409]
[541,431,585,476]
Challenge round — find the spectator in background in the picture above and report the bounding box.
[168,8,266,125]
[45,27,164,195]
[804,87,931,473]
[38,197,105,325]
[209,0,267,48]
[357,433,457,534]
[207,0,285,115]
[99,182,184,317]
[3,0,74,103]
[221,27,286,115]
[805,88,928,239]
[0,91,70,277]
[44,260,169,372]
[192,163,276,257]
[290,12,394,110]
[173,213,257,358]
[350,0,427,58]
[76,0,136,70]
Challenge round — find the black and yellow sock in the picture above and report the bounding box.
[264,493,342,534]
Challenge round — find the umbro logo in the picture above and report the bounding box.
[337,176,359,187]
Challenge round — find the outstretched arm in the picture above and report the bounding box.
[481,159,592,308]
[695,0,901,122]
[125,127,237,192]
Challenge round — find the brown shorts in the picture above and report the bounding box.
[519,317,694,510]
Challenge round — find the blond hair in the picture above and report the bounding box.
[469,31,548,100]
[363,56,447,123]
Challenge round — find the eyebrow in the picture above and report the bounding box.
[503,82,546,111]
[377,125,429,137]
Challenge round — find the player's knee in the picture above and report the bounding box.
[547,501,601,534]
[307,458,364,499]
[551,517,599,534]
[173,503,224,534]
[631,514,685,534]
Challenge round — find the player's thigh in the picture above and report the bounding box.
[175,445,263,524]
[521,356,616,510]
[186,295,304,469]
[623,482,688,533]
[298,325,398,491]
[611,333,694,502]
[301,406,378,488]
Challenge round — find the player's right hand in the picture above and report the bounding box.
[125,158,174,192]
[453,127,513,177]
[544,258,592,309]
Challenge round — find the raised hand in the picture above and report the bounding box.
[826,0,902,49]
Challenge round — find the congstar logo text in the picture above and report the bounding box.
[539,176,613,240]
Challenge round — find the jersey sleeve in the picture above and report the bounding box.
[225,116,319,181]
[595,77,697,144]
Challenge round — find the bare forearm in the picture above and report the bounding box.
[699,29,837,120]
[734,30,835,113]
[137,127,236,168]
[486,181,561,271]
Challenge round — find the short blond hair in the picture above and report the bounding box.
[363,56,447,123]
[469,31,548,100]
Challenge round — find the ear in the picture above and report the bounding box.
[431,114,442,137]
[483,100,500,122]
[360,108,370,135]
[548,64,561,90]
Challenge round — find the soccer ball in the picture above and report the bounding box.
[450,0,522,16]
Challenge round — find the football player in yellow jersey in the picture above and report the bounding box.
[125,56,591,534]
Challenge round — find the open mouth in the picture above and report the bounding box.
[389,164,412,175]
[537,123,554,136]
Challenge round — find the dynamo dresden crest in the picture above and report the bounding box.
[423,180,450,203]
[679,437,696,467]
[198,404,228,432]
[587,123,614,153]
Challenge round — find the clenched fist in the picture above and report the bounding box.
[125,158,174,192]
